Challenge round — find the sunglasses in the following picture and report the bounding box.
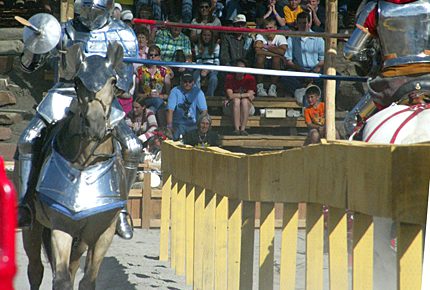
[148,53,160,57]
[200,5,209,9]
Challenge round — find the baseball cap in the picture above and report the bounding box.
[233,14,246,23]
[182,72,194,82]
[121,10,133,21]
[114,2,122,11]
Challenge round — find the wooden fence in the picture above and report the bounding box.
[159,140,429,290]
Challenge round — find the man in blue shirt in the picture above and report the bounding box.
[166,72,208,140]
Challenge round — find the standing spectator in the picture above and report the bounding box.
[282,11,324,101]
[183,113,220,147]
[194,29,220,96]
[112,3,122,20]
[135,45,174,115]
[220,14,254,66]
[155,14,192,61]
[121,9,134,28]
[303,85,339,144]
[125,96,159,145]
[283,0,304,30]
[166,72,208,140]
[254,19,287,97]
[256,0,286,28]
[306,0,325,32]
[190,0,222,43]
[223,58,256,135]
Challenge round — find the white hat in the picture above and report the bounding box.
[121,9,133,21]
[114,2,122,11]
[233,14,246,23]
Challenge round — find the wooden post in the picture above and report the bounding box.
[324,0,338,140]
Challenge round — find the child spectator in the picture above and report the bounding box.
[125,96,159,145]
[303,85,339,144]
[194,29,220,97]
[183,113,220,147]
[190,0,222,44]
[223,58,256,135]
[254,18,287,97]
[283,0,304,30]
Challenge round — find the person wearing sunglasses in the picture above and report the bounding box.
[166,72,208,140]
[190,0,221,44]
[135,45,174,120]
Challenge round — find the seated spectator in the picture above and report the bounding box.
[306,0,325,32]
[135,0,163,21]
[125,96,158,145]
[121,9,134,28]
[220,14,254,66]
[166,72,208,140]
[113,3,122,20]
[194,29,220,97]
[183,113,220,147]
[256,0,286,29]
[254,19,287,97]
[303,85,339,145]
[223,58,256,135]
[135,5,158,43]
[155,14,192,61]
[171,49,187,88]
[136,28,149,60]
[190,0,222,44]
[283,0,304,30]
[135,45,174,116]
[282,11,324,103]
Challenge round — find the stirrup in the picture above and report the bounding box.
[115,210,134,240]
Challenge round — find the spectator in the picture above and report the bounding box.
[183,113,220,147]
[306,0,325,32]
[171,49,187,88]
[155,14,192,61]
[135,0,163,21]
[256,0,286,28]
[194,29,220,97]
[254,18,287,97]
[125,96,159,145]
[113,3,122,20]
[220,14,254,66]
[135,45,174,116]
[135,5,158,43]
[282,11,324,102]
[121,9,134,28]
[136,28,149,60]
[283,0,304,30]
[166,72,208,140]
[223,58,256,135]
[190,0,222,44]
[303,85,339,144]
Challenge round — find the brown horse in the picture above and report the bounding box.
[21,43,128,290]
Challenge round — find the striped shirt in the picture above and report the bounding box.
[155,29,192,61]
[125,108,158,143]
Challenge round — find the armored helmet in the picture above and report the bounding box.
[79,0,114,30]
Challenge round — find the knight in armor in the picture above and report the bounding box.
[17,0,142,239]
[343,0,430,136]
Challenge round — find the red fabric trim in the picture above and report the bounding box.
[364,107,411,142]
[389,106,423,143]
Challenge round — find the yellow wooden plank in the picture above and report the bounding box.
[259,202,275,290]
[280,203,298,290]
[328,207,348,290]
[185,183,195,285]
[203,190,216,289]
[159,173,171,260]
[397,222,423,290]
[239,201,255,290]
[215,195,228,290]
[175,181,186,276]
[170,177,178,268]
[194,187,205,290]
[352,213,373,290]
[306,203,324,290]
[228,199,242,290]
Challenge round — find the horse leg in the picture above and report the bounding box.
[22,221,44,290]
[51,229,73,290]
[69,239,88,286]
[78,222,116,290]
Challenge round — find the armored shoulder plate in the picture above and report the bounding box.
[36,83,76,124]
[109,98,126,128]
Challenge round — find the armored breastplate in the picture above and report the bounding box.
[378,0,430,68]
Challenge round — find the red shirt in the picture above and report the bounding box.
[224,73,256,93]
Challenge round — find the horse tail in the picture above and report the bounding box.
[41,227,53,270]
